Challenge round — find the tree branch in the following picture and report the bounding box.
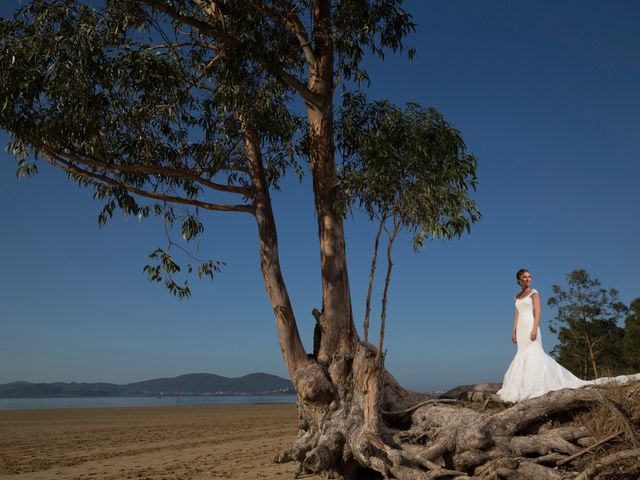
[140,41,218,52]
[28,135,251,195]
[141,0,241,48]
[249,0,317,65]
[140,0,320,107]
[276,69,320,107]
[61,147,251,195]
[43,152,254,214]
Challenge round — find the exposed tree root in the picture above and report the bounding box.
[575,448,640,480]
[278,343,640,480]
[557,430,623,466]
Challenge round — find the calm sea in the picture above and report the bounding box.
[0,395,297,410]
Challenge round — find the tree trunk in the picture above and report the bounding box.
[364,218,385,343]
[304,0,358,367]
[376,219,399,367]
[240,114,308,380]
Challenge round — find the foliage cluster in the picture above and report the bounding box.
[338,92,480,247]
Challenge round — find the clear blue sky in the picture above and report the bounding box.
[1,1,639,392]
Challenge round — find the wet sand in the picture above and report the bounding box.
[0,404,320,479]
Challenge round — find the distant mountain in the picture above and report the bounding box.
[125,373,293,395]
[0,373,294,397]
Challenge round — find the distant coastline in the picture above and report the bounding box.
[0,394,297,410]
[0,372,295,398]
[0,392,296,398]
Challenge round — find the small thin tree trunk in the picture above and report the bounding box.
[585,332,599,378]
[376,218,400,367]
[364,217,385,343]
[577,289,599,378]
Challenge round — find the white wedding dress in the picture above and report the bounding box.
[497,289,640,402]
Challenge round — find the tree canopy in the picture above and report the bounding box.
[0,0,477,298]
[338,92,480,245]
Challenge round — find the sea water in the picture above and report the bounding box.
[0,395,297,410]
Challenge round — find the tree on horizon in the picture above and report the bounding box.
[623,298,640,372]
[547,269,629,379]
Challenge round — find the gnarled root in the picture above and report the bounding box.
[278,343,640,479]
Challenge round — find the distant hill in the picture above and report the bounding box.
[0,373,294,397]
[125,373,293,395]
[0,381,32,393]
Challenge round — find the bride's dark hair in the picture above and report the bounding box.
[516,268,530,284]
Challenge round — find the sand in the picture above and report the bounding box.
[0,404,322,480]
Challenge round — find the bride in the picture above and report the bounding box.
[497,268,640,402]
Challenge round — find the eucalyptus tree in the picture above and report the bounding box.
[2,2,638,479]
[338,93,480,352]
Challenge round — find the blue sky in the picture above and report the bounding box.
[1,0,639,392]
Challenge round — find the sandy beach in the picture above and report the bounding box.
[0,404,320,480]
